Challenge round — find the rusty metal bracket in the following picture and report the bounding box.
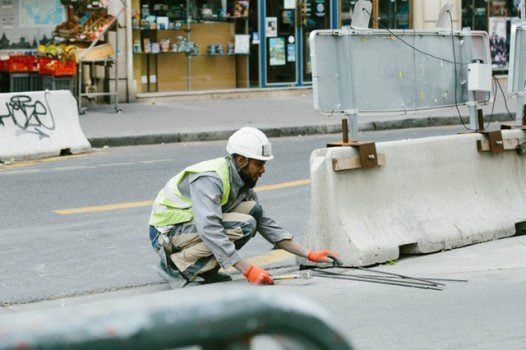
[328,142,384,171]
[476,130,505,154]
[326,119,383,171]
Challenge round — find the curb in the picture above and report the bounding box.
[87,112,516,148]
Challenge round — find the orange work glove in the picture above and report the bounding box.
[307,250,339,263]
[243,264,274,285]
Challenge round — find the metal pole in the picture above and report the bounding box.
[187,0,192,91]
[467,92,478,130]
[78,62,83,114]
[114,13,120,113]
[516,94,525,126]
[346,112,358,142]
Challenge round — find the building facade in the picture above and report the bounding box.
[0,0,522,101]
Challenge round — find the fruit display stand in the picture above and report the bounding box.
[60,0,125,114]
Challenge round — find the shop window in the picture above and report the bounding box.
[377,0,410,29]
[462,1,520,69]
[462,0,489,30]
[133,0,256,92]
[340,0,412,29]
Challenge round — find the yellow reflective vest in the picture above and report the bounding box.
[149,157,231,226]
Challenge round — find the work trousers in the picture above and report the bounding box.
[151,200,261,281]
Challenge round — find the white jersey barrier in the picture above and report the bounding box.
[306,130,526,266]
[0,90,91,162]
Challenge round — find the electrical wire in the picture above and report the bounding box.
[484,76,514,129]
[486,75,498,129]
[448,10,470,130]
[362,7,473,129]
[362,8,471,66]
[494,76,515,120]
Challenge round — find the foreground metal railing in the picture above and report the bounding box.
[0,286,352,350]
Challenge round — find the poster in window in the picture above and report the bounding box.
[234,0,250,17]
[235,34,250,54]
[269,37,285,66]
[489,17,508,68]
[490,0,516,16]
[287,43,295,62]
[265,17,278,37]
[284,0,296,9]
[19,0,65,28]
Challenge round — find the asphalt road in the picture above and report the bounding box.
[0,124,486,305]
[1,125,525,349]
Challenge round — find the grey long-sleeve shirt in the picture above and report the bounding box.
[175,158,293,268]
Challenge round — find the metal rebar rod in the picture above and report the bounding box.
[358,267,447,287]
[311,272,443,291]
[313,269,441,288]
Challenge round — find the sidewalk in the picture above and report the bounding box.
[2,234,525,349]
[79,85,521,147]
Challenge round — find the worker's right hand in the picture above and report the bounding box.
[243,264,274,285]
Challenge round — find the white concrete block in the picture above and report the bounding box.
[305,130,526,266]
[0,90,91,161]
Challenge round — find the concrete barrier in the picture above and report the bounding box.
[305,130,526,266]
[0,90,91,162]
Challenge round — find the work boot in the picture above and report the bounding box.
[199,268,233,284]
[156,261,188,289]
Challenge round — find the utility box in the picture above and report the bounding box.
[467,62,492,92]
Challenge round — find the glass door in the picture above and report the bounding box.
[265,0,297,84]
[301,0,331,83]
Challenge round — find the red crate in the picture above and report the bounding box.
[53,61,76,76]
[0,55,36,73]
[38,58,76,76]
[0,59,7,72]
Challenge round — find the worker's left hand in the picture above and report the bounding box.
[307,250,339,263]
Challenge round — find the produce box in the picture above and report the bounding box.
[39,58,77,76]
[0,55,37,73]
[73,43,115,62]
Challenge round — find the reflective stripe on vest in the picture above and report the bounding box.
[148,157,231,226]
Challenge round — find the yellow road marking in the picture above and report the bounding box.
[254,179,311,192]
[0,154,89,171]
[54,200,154,215]
[54,179,311,215]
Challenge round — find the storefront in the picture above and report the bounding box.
[11,1,524,99]
[131,0,337,93]
[1,0,419,99]
[462,0,521,69]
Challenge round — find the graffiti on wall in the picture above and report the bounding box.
[0,94,55,138]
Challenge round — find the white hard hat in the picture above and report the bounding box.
[226,127,273,161]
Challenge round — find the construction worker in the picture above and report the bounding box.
[148,127,338,288]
